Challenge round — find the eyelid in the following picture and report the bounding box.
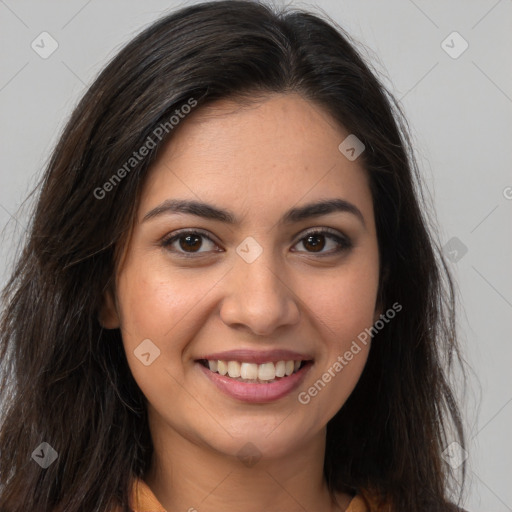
[293,226,348,243]
[163,227,217,241]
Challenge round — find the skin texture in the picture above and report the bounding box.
[100,93,382,512]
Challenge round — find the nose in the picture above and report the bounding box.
[219,252,301,337]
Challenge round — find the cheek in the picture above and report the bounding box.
[302,253,380,344]
[117,264,200,340]
[297,299,374,426]
[115,265,202,400]
[294,252,378,419]
[115,260,224,378]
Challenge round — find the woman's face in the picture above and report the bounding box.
[102,93,381,460]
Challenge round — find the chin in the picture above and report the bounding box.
[199,418,315,462]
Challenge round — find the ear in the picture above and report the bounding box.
[98,283,121,329]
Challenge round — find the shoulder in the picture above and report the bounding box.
[129,477,167,511]
[107,477,167,512]
[345,494,371,512]
[345,492,470,512]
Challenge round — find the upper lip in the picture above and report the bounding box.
[196,349,314,365]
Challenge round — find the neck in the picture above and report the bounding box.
[144,411,347,512]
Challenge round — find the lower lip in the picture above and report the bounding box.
[196,362,312,403]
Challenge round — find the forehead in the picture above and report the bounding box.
[138,93,373,227]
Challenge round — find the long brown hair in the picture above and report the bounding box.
[0,1,468,510]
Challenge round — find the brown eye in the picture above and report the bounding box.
[179,234,203,252]
[161,230,220,257]
[292,229,352,255]
[303,234,326,252]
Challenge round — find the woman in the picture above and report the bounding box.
[0,1,469,511]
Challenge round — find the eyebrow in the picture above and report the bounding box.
[142,198,366,228]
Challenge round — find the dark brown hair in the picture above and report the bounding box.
[0,1,468,511]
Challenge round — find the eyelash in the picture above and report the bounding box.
[160,227,352,258]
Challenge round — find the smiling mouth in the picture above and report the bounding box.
[197,359,310,383]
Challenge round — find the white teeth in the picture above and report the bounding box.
[258,362,276,381]
[205,359,305,381]
[240,362,259,379]
[217,360,228,375]
[227,361,241,378]
[275,360,286,378]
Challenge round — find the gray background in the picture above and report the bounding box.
[1,0,511,510]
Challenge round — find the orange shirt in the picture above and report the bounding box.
[122,477,371,512]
